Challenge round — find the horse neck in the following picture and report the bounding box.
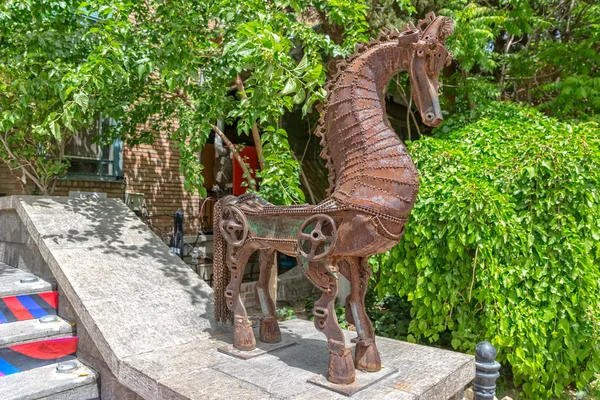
[322,40,412,191]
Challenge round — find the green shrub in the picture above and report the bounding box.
[371,102,600,399]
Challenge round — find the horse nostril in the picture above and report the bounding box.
[426,113,434,121]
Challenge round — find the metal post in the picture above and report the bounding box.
[474,341,501,400]
[170,210,185,259]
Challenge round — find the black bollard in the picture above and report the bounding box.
[474,341,501,400]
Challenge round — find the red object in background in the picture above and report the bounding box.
[233,146,259,195]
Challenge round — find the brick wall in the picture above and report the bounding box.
[0,131,203,235]
[0,163,26,196]
[53,180,126,199]
[123,131,201,235]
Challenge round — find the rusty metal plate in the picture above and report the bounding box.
[307,365,398,397]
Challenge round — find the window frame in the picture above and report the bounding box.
[63,114,123,181]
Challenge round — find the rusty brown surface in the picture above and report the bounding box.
[213,12,453,385]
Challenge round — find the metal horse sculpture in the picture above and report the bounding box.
[214,12,454,385]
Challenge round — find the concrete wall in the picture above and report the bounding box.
[0,209,53,281]
[0,196,216,399]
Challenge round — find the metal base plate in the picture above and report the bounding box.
[216,334,298,360]
[307,366,398,397]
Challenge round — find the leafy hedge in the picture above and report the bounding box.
[370,102,600,398]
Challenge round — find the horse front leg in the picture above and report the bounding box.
[225,246,256,351]
[256,249,281,343]
[312,268,356,384]
[347,257,381,372]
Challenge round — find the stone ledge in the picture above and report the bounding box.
[0,317,75,348]
[0,359,99,400]
[3,196,216,399]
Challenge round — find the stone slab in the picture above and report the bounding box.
[0,317,75,347]
[119,340,233,400]
[216,334,298,360]
[0,262,54,297]
[307,366,398,397]
[214,319,475,400]
[0,359,99,400]
[287,384,417,400]
[374,336,475,400]
[158,368,270,400]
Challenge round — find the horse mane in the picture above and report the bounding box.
[314,23,420,196]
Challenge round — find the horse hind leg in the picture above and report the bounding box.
[346,257,381,372]
[225,246,256,351]
[312,268,356,384]
[256,249,281,343]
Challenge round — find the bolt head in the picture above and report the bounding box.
[39,315,59,323]
[56,360,78,373]
[20,276,38,283]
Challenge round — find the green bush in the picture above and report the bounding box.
[370,102,600,399]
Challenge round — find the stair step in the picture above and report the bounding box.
[0,317,76,348]
[0,291,58,323]
[0,359,99,400]
[0,263,54,298]
[0,337,78,377]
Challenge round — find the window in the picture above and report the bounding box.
[65,114,123,179]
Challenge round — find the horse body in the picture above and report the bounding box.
[213,12,454,385]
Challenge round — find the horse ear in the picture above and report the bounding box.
[420,15,454,43]
[417,11,436,34]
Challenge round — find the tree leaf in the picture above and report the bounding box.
[74,92,89,112]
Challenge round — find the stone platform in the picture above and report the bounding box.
[205,319,474,399]
[0,196,474,399]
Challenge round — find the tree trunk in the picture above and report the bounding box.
[234,75,265,170]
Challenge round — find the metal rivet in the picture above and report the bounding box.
[56,361,78,373]
[20,276,38,283]
[39,315,59,323]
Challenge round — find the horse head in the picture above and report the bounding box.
[408,13,454,127]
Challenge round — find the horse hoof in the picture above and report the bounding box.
[354,341,381,372]
[260,317,281,343]
[233,321,256,351]
[328,348,356,384]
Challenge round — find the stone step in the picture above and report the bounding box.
[0,316,76,348]
[0,337,79,377]
[0,359,99,400]
[0,291,58,323]
[0,262,54,298]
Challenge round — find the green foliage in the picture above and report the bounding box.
[0,0,128,194]
[371,102,600,399]
[80,0,368,204]
[364,291,412,341]
[257,126,306,205]
[367,1,600,121]
[439,0,600,120]
[276,306,297,321]
[305,295,316,320]
[335,305,349,329]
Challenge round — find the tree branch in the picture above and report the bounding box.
[0,132,45,194]
[210,123,257,191]
[234,75,265,170]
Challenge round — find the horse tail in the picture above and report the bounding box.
[213,199,232,323]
